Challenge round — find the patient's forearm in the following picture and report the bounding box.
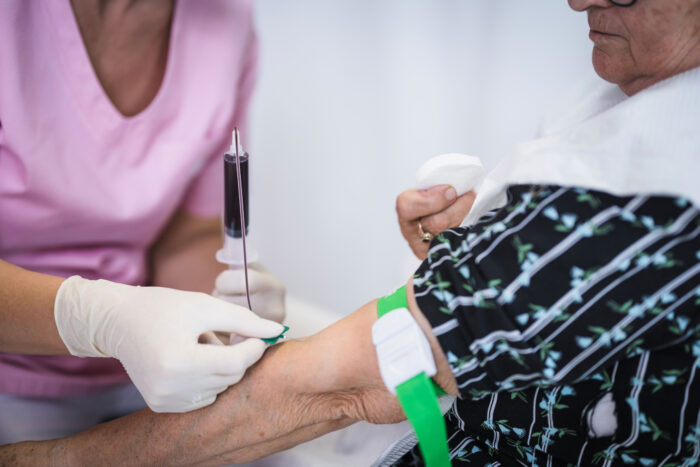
[0,309,375,466]
[67,341,354,465]
[210,419,355,465]
[0,340,340,466]
[0,281,457,465]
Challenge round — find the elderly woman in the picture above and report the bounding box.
[2,0,699,465]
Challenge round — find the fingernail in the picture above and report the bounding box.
[445,186,457,201]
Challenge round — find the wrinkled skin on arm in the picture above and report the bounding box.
[0,279,456,466]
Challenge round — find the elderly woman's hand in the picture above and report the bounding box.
[397,185,475,259]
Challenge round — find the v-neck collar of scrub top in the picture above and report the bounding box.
[41,0,182,141]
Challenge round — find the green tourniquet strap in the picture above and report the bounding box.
[377,287,446,397]
[261,325,290,344]
[377,285,408,318]
[396,373,451,467]
[376,286,451,466]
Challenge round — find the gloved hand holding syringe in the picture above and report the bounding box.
[213,129,287,326]
[52,129,287,414]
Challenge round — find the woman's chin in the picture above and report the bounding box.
[592,47,629,87]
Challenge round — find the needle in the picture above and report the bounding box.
[233,128,253,311]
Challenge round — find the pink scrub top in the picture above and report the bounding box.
[0,0,257,397]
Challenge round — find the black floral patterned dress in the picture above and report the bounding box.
[400,185,699,466]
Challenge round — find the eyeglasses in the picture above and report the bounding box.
[609,0,637,6]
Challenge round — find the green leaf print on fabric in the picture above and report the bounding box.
[405,186,700,467]
[576,191,602,209]
[512,235,534,264]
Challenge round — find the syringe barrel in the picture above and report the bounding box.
[223,151,249,238]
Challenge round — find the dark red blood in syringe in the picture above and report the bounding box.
[224,151,248,238]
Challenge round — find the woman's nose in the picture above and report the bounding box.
[568,0,612,11]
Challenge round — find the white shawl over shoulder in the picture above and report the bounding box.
[464,67,700,226]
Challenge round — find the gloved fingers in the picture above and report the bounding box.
[145,395,205,414]
[148,384,230,413]
[194,337,267,376]
[134,355,250,413]
[247,262,267,273]
[192,297,284,337]
[215,269,280,295]
[193,394,217,411]
[208,386,229,397]
[172,394,218,413]
[199,374,243,389]
[419,191,476,234]
[212,291,250,309]
[213,291,286,324]
[215,269,258,295]
[228,333,247,345]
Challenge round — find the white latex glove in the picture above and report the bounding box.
[54,276,285,413]
[213,263,286,324]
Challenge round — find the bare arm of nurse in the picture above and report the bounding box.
[0,261,66,355]
[0,278,457,466]
[150,210,227,293]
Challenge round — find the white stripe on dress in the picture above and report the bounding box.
[682,409,700,467]
[516,210,699,344]
[474,188,570,265]
[557,263,699,382]
[578,279,699,381]
[454,220,700,380]
[450,189,569,271]
[527,387,540,445]
[674,357,699,457]
[602,351,649,467]
[432,318,459,336]
[496,201,638,302]
[467,197,647,353]
[577,440,589,466]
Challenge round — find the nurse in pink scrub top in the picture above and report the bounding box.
[0,0,286,443]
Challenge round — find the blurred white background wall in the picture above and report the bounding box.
[248,1,598,314]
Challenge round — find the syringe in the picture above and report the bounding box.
[216,128,258,310]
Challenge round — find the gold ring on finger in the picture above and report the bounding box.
[418,222,434,243]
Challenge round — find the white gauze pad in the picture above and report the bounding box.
[415,153,485,196]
